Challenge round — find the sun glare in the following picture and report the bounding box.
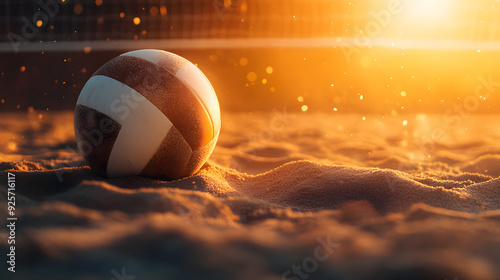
[404,0,453,22]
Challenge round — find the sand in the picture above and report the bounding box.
[1,109,500,280]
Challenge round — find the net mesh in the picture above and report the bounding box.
[1,0,343,42]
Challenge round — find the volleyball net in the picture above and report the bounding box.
[1,0,500,52]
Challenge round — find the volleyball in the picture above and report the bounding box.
[74,49,221,180]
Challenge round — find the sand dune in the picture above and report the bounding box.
[1,110,500,280]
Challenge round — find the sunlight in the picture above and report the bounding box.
[403,0,454,23]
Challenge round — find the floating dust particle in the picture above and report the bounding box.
[301,105,308,112]
[261,78,267,84]
[401,91,407,97]
[20,66,26,72]
[266,66,273,74]
[133,17,141,25]
[120,12,125,18]
[36,20,43,27]
[84,46,91,54]
[297,96,304,102]
[95,0,102,6]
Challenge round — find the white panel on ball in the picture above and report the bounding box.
[77,75,173,177]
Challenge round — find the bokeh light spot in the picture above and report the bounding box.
[74,4,83,15]
[8,142,17,151]
[239,57,248,66]
[150,6,159,16]
[247,72,257,82]
[160,6,167,16]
